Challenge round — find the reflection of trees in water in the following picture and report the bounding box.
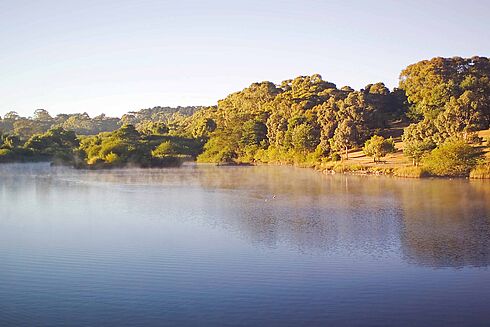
[194,168,404,254]
[195,169,490,267]
[3,164,489,267]
[396,179,490,268]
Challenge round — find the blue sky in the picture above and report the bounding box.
[1,0,489,117]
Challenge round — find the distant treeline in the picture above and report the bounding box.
[0,106,203,139]
[1,57,489,175]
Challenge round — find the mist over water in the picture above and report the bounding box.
[0,163,489,326]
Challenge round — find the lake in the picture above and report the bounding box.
[0,163,489,326]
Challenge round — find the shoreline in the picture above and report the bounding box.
[1,159,488,179]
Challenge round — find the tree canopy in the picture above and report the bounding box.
[1,56,489,176]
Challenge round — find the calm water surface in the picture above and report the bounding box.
[0,163,489,326]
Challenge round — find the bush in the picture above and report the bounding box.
[423,140,481,177]
[105,152,121,165]
[0,148,12,156]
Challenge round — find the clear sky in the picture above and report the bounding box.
[1,0,489,117]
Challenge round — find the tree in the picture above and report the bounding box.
[240,120,268,147]
[403,139,435,166]
[435,91,486,139]
[192,118,216,139]
[115,124,140,141]
[332,119,357,159]
[291,123,317,153]
[137,121,169,135]
[400,56,490,131]
[363,135,396,162]
[152,141,176,158]
[4,111,20,120]
[22,127,79,163]
[33,109,53,121]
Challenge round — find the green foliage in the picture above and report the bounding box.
[197,73,404,165]
[22,127,79,163]
[197,136,236,163]
[400,56,490,153]
[137,121,169,135]
[403,139,435,166]
[192,118,217,140]
[363,135,396,162]
[2,56,489,174]
[240,120,268,148]
[291,123,318,153]
[152,141,176,158]
[104,152,121,165]
[78,125,199,168]
[423,140,481,177]
[0,134,21,149]
[0,107,201,139]
[80,125,147,167]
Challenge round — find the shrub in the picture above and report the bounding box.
[0,148,11,157]
[423,140,481,177]
[105,152,121,165]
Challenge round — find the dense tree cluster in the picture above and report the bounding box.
[0,127,80,164]
[0,56,488,176]
[77,124,201,168]
[401,57,490,157]
[0,110,120,139]
[197,75,405,164]
[0,123,200,168]
[0,106,200,140]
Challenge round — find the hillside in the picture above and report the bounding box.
[338,126,490,171]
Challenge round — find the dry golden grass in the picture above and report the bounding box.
[470,164,490,179]
[393,166,430,178]
[477,129,490,161]
[342,140,411,168]
[337,128,490,178]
